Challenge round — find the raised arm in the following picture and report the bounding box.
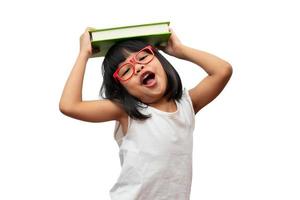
[158,28,232,114]
[59,28,125,122]
[180,45,233,114]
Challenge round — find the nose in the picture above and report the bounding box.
[135,65,144,75]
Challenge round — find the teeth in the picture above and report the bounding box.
[143,73,150,80]
[141,72,154,85]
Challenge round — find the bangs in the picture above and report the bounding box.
[103,40,151,73]
[104,48,131,72]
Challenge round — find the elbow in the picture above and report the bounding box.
[59,101,81,118]
[220,63,233,77]
[214,63,232,83]
[59,104,68,115]
[59,101,72,116]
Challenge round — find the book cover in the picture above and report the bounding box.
[88,21,171,58]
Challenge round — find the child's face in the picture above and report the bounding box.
[115,48,168,104]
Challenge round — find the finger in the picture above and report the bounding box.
[86,27,97,32]
[169,27,178,39]
[169,28,180,41]
[169,28,177,36]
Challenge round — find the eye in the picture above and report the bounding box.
[139,55,148,61]
[122,68,130,76]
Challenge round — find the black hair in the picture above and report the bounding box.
[99,39,182,120]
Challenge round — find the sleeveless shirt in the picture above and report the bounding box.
[109,88,195,200]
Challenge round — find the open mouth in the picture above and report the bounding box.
[141,72,156,86]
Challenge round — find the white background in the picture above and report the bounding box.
[0,0,299,199]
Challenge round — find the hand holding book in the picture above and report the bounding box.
[157,28,186,60]
[79,27,98,58]
[82,22,185,59]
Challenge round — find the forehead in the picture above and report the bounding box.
[117,49,139,67]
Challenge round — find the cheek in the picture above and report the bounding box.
[161,71,168,88]
[122,79,140,94]
[156,65,167,83]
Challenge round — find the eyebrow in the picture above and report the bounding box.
[118,57,130,67]
[118,52,136,66]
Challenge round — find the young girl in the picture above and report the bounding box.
[59,27,232,200]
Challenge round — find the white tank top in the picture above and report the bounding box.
[110,88,195,200]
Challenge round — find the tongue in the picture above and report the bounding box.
[145,78,155,85]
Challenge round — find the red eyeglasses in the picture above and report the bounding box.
[113,45,155,82]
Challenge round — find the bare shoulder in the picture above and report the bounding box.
[188,89,197,114]
[118,111,129,135]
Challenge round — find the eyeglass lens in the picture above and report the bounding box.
[117,48,153,80]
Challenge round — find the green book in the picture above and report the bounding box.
[88,21,171,58]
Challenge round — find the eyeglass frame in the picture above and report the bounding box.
[113,45,155,82]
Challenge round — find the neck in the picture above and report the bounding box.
[148,97,177,113]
